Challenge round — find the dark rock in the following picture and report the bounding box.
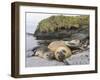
[34,27,89,40]
[71,33,89,40]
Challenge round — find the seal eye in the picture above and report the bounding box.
[62,50,66,53]
[46,54,49,57]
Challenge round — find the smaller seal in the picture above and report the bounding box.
[32,46,55,60]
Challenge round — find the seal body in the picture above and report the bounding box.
[48,41,66,51]
[32,46,54,60]
[48,41,72,61]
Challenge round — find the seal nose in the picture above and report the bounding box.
[58,52,65,61]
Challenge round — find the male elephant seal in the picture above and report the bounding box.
[48,41,72,61]
[32,46,54,60]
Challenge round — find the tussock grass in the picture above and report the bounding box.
[37,15,89,32]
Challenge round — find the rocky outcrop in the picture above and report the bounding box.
[34,27,89,40]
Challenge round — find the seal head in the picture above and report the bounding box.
[55,46,72,61]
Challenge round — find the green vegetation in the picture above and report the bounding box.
[37,15,89,32]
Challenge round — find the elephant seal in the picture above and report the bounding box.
[48,41,72,61]
[32,46,54,60]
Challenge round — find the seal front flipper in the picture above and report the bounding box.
[26,46,40,58]
[31,46,40,56]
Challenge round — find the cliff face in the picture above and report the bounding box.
[34,15,89,40]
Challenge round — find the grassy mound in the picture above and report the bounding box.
[37,15,89,32]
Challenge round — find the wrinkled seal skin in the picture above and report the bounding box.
[32,46,55,60]
[48,41,72,61]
